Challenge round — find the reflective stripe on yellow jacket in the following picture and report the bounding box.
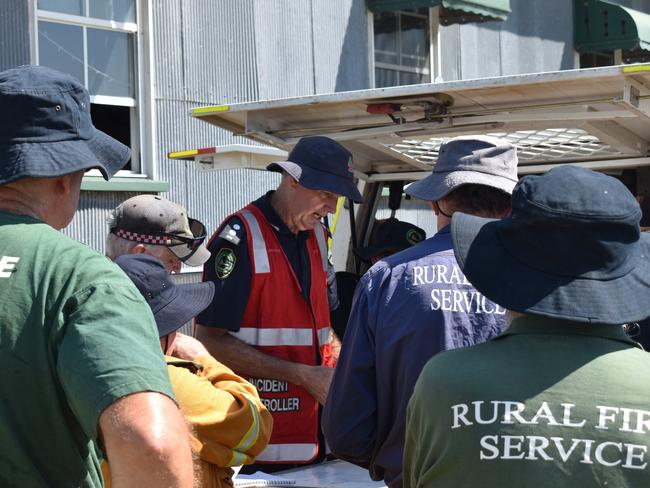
[102,354,273,488]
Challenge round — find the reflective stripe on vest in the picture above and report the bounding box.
[318,327,330,347]
[313,224,328,272]
[240,209,270,274]
[255,443,318,463]
[231,327,312,346]
[241,208,328,274]
[231,327,331,347]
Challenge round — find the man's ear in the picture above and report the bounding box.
[431,201,440,215]
[52,175,69,197]
[287,175,300,189]
[130,244,148,255]
[54,171,84,197]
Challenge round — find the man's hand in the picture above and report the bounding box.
[170,332,210,360]
[297,365,335,405]
[197,325,335,403]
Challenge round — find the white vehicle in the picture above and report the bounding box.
[170,64,650,271]
[170,64,650,486]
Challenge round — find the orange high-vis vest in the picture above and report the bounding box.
[228,203,331,464]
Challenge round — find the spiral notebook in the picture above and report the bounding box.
[233,472,296,487]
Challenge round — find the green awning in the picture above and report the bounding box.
[574,0,650,53]
[367,0,510,22]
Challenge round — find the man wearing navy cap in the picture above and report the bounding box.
[324,136,517,488]
[197,136,362,468]
[0,65,192,486]
[405,166,650,487]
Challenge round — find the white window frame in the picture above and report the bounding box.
[31,0,156,180]
[369,7,440,88]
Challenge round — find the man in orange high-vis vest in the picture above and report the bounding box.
[197,136,363,470]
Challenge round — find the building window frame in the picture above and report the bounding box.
[31,0,156,180]
[370,7,439,88]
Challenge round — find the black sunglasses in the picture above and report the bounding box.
[165,218,207,250]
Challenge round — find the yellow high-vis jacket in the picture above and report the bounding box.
[102,354,273,488]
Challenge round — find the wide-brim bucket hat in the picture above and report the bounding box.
[451,165,650,325]
[406,135,518,201]
[0,65,130,184]
[267,136,363,203]
[115,254,215,337]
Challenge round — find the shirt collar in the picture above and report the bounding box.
[255,191,308,239]
[437,224,451,235]
[497,314,642,348]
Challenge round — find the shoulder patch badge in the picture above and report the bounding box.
[406,228,424,245]
[218,224,241,246]
[215,248,236,279]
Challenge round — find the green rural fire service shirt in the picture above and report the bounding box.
[404,314,650,488]
[0,212,175,487]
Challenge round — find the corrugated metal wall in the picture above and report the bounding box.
[64,0,367,265]
[440,0,574,81]
[0,0,30,71]
[0,0,628,264]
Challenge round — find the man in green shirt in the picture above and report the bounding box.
[404,165,650,488]
[0,65,193,487]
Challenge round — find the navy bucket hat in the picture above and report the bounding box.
[267,136,363,203]
[0,65,130,184]
[115,254,215,337]
[451,165,650,325]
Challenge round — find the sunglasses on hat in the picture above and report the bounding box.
[112,218,207,251]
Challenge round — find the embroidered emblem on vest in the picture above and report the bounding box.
[406,228,424,245]
[215,248,236,279]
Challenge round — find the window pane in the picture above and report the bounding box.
[87,28,134,97]
[375,68,399,88]
[399,70,429,86]
[38,21,84,84]
[401,54,430,70]
[376,51,399,65]
[89,0,136,23]
[91,103,132,170]
[374,12,398,57]
[400,14,429,62]
[38,0,83,16]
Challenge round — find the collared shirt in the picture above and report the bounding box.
[404,314,650,488]
[323,226,507,488]
[198,192,312,331]
[0,211,174,487]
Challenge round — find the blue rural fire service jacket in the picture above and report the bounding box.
[322,225,507,488]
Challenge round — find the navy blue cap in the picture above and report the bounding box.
[452,165,650,325]
[0,65,130,184]
[267,136,363,203]
[115,254,215,337]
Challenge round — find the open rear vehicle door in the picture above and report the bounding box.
[169,64,650,270]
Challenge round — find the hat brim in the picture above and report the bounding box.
[405,170,516,201]
[155,281,215,337]
[451,212,650,324]
[0,127,130,184]
[354,244,404,261]
[268,161,363,203]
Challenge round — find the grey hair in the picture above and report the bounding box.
[105,232,169,261]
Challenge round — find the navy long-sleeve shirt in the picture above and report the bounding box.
[322,226,507,487]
